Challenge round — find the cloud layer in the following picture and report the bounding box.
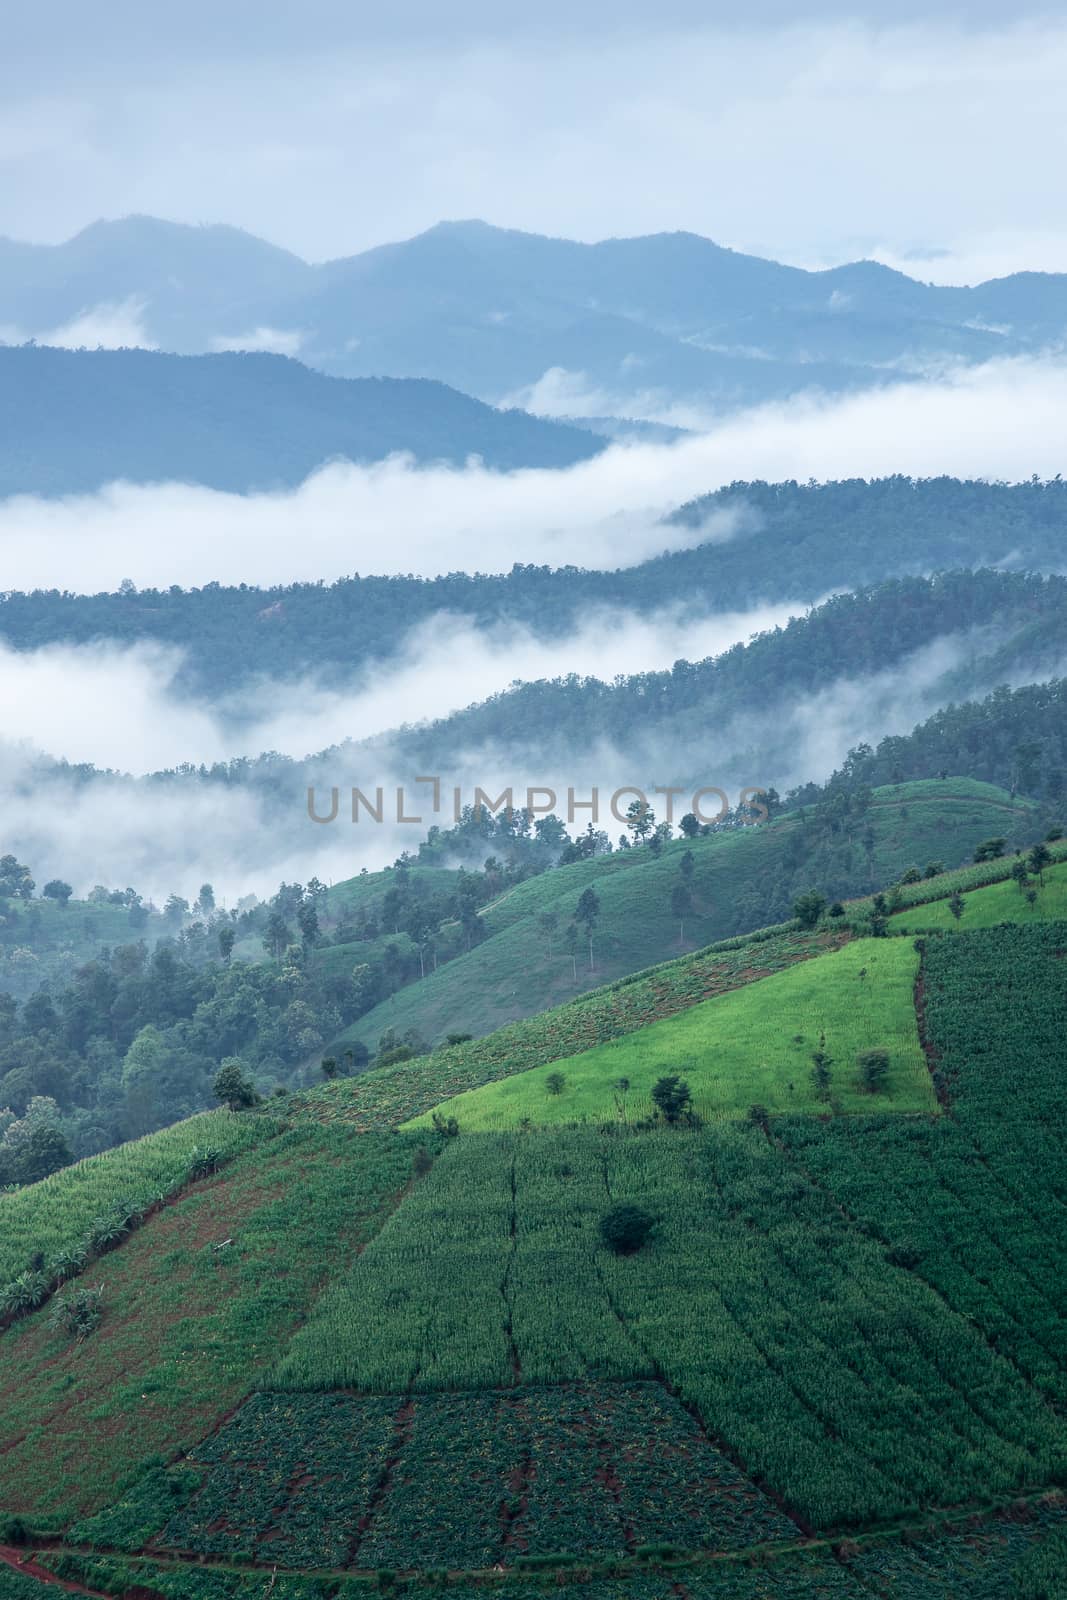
[0,357,1065,592]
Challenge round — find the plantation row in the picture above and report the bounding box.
[0,1127,422,1515]
[272,1128,1067,1529]
[77,1383,796,1569]
[0,1110,275,1287]
[31,1496,1067,1596]
[779,1115,1067,1407]
[920,922,1067,1128]
[290,929,843,1134]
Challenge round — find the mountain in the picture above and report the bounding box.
[0,344,602,496]
[3,478,1066,695]
[5,216,1067,416]
[0,861,1064,1592]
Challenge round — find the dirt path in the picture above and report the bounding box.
[0,1548,107,1599]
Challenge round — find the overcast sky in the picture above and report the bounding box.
[2,3,1065,280]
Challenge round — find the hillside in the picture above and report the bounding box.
[2,484,1066,695]
[0,345,601,497]
[0,878,1064,1593]
[5,216,1067,412]
[325,778,1036,1056]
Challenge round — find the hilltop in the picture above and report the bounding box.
[5,215,1067,413]
[0,344,601,497]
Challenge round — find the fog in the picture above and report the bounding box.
[2,357,1066,592]
[0,600,810,772]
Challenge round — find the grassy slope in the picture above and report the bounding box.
[284,927,843,1132]
[892,859,1067,930]
[331,780,1030,1053]
[0,1125,418,1515]
[407,938,934,1129]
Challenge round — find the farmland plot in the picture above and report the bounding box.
[271,1128,1067,1528]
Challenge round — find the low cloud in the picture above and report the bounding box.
[38,296,157,350]
[209,327,306,355]
[0,356,1064,591]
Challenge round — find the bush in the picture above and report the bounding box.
[651,1075,692,1123]
[857,1046,891,1093]
[546,1071,567,1096]
[411,1145,433,1179]
[600,1203,656,1255]
[49,1283,104,1342]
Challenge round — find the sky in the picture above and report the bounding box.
[2,4,1066,281]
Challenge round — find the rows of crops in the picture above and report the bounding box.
[272,1127,1066,1529]
[286,929,843,1133]
[0,1126,421,1516]
[39,1496,1067,1596]
[75,1383,796,1569]
[0,1110,274,1288]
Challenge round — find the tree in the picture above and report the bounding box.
[811,1037,833,1099]
[213,1058,258,1111]
[973,837,1006,863]
[599,1203,655,1255]
[537,909,559,957]
[651,1075,692,1124]
[217,926,236,963]
[297,901,320,949]
[679,850,695,881]
[793,889,827,928]
[163,893,189,927]
[321,1056,339,1080]
[857,1047,890,1093]
[624,799,655,842]
[670,882,693,943]
[1010,858,1030,893]
[898,865,922,885]
[265,912,291,958]
[42,880,73,906]
[546,1071,566,1096]
[196,883,216,916]
[948,889,965,921]
[1028,841,1052,881]
[574,887,600,970]
[924,861,945,879]
[678,812,701,839]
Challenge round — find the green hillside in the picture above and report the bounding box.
[407,938,933,1129]
[892,858,1067,930]
[0,850,1065,1595]
[330,778,1032,1056]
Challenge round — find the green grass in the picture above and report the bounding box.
[407,938,934,1130]
[0,1124,419,1516]
[328,780,1035,1057]
[891,860,1067,930]
[0,1110,272,1287]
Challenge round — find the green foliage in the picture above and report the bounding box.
[407,939,933,1130]
[651,1075,693,1123]
[48,1281,104,1341]
[600,1203,656,1254]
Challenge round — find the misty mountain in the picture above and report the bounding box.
[3,477,1066,695]
[0,344,601,496]
[3,216,1065,417]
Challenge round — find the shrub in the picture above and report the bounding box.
[600,1203,656,1255]
[546,1071,567,1096]
[49,1283,104,1342]
[411,1145,433,1179]
[651,1075,692,1123]
[857,1046,891,1093]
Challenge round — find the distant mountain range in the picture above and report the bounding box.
[4,215,1067,417]
[0,345,601,496]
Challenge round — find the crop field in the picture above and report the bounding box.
[891,860,1067,930]
[96,1382,795,1570]
[30,1493,1067,1599]
[406,937,933,1129]
[0,1126,420,1515]
[271,1127,1065,1529]
[289,927,843,1132]
[0,1109,273,1288]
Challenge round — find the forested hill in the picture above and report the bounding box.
[3,478,1067,694]
[0,345,602,496]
